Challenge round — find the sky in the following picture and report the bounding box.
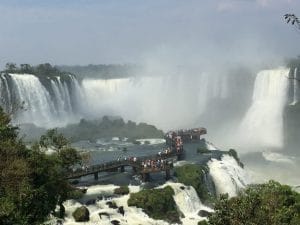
[0,0,299,68]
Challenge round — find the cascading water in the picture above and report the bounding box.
[166,183,213,225]
[81,73,231,130]
[208,155,250,197]
[0,73,84,127]
[238,68,289,148]
[291,68,299,105]
[8,74,56,126]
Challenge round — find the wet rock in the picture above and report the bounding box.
[198,210,212,217]
[99,212,110,219]
[85,199,96,205]
[97,195,104,200]
[106,201,118,209]
[118,206,125,216]
[72,206,90,222]
[111,220,120,225]
[180,186,185,190]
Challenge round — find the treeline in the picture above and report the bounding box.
[0,107,85,225]
[2,63,72,79]
[59,116,164,142]
[57,64,141,79]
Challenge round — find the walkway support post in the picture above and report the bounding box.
[120,166,125,173]
[142,173,150,182]
[166,169,171,180]
[94,172,99,180]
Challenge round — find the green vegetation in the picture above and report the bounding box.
[59,116,164,142]
[207,180,300,225]
[174,164,212,202]
[2,63,72,80]
[114,186,130,195]
[198,221,209,225]
[197,146,210,154]
[128,186,180,223]
[72,206,90,222]
[0,107,83,225]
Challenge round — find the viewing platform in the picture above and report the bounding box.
[66,127,206,182]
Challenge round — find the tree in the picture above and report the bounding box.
[208,180,300,225]
[0,108,82,225]
[5,63,17,73]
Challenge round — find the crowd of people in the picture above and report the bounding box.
[141,158,172,170]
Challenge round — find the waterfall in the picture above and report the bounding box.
[166,182,213,224]
[0,73,84,127]
[8,73,56,126]
[81,73,231,130]
[291,68,299,105]
[238,68,289,148]
[208,155,250,197]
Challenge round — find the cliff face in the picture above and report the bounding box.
[284,102,300,154]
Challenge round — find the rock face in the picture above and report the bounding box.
[72,206,90,222]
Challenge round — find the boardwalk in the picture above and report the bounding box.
[66,127,206,182]
[66,149,183,182]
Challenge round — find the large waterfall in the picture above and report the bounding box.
[0,73,84,127]
[81,74,231,130]
[0,68,295,150]
[238,68,289,148]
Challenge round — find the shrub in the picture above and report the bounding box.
[208,180,300,225]
[114,186,129,195]
[174,164,212,202]
[128,186,180,223]
[197,147,210,154]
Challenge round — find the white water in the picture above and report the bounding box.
[165,183,213,225]
[9,74,56,126]
[0,73,83,127]
[47,182,215,225]
[238,68,289,148]
[208,155,250,197]
[81,73,230,130]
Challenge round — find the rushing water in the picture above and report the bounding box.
[0,67,295,149]
[238,68,289,148]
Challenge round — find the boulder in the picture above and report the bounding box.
[106,201,118,209]
[118,206,125,216]
[99,212,110,219]
[111,220,120,225]
[72,206,90,222]
[198,210,212,217]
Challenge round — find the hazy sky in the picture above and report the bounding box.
[0,0,299,68]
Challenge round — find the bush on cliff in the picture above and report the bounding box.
[128,186,180,223]
[208,180,300,225]
[114,186,130,195]
[174,164,211,202]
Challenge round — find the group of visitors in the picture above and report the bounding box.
[141,158,171,170]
